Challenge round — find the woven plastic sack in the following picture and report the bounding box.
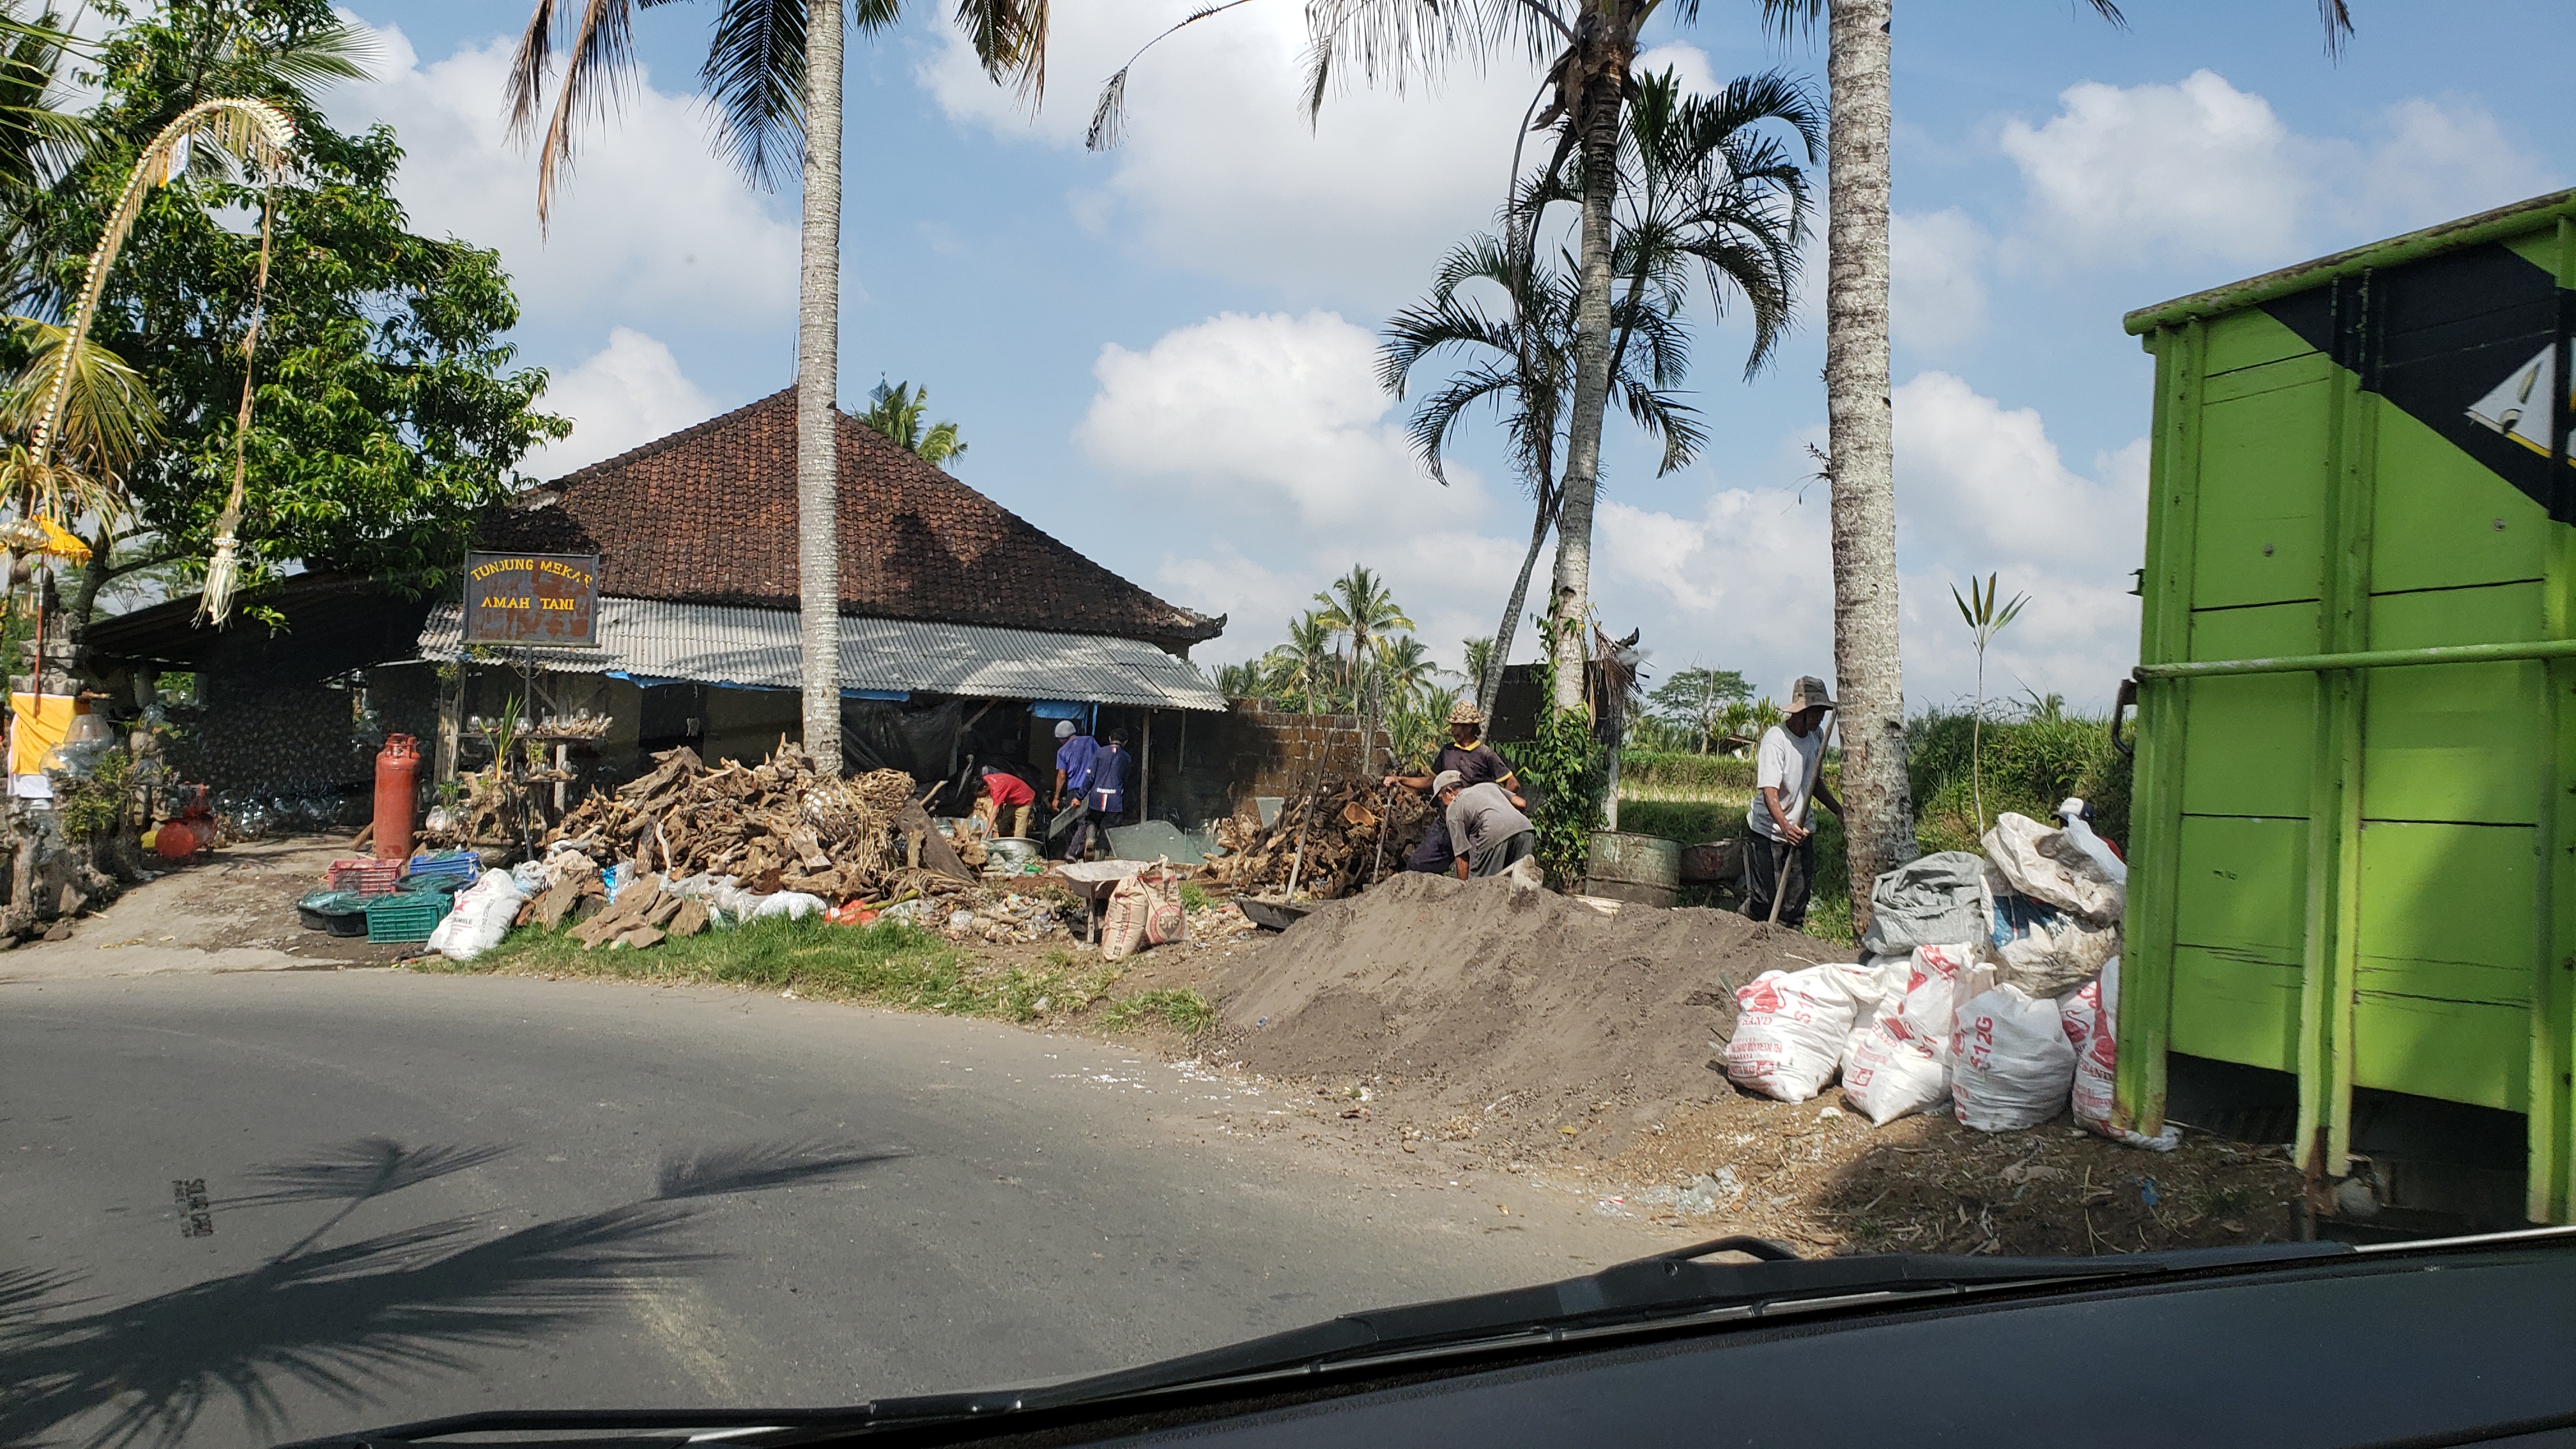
[1722,963,1872,1103]
[1101,872,1154,962]
[1140,859,1189,947]
[1841,944,1970,1126]
[428,870,526,962]
[2059,956,2180,1151]
[1951,969,2076,1132]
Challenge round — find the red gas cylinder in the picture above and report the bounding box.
[373,733,420,861]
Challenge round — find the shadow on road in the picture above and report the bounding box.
[0,1137,903,1449]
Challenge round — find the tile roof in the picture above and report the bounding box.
[475,388,1223,650]
[415,598,1229,712]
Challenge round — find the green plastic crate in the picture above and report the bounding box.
[364,890,453,944]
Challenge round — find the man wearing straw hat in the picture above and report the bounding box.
[1384,700,1523,875]
[1743,675,1841,928]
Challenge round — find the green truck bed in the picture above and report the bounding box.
[2119,188,2576,1224]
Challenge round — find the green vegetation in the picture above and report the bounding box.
[429,916,1217,1035]
[1497,656,1606,886]
[1177,881,1209,912]
[1618,750,1754,800]
[1907,704,2129,856]
[859,379,967,470]
[1101,988,1215,1035]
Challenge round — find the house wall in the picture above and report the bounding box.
[702,686,802,768]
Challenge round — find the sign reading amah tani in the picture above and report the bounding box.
[463,551,601,646]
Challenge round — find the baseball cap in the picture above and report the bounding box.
[1430,770,1464,795]
[1054,719,1076,739]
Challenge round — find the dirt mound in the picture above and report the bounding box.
[1213,871,1829,1158]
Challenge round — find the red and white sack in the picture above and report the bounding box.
[2058,957,2179,1151]
[1722,964,1870,1103]
[1951,969,2077,1132]
[1841,944,1971,1126]
[1140,860,1189,947]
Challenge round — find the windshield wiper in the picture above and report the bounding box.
[288,1236,2352,1448]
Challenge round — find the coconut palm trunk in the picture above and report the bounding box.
[1549,72,1627,714]
[1819,0,1911,921]
[796,0,845,763]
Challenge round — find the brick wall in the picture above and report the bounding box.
[1155,702,1393,827]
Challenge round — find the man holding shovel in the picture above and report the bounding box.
[1742,676,1841,928]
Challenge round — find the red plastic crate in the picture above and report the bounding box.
[326,857,405,896]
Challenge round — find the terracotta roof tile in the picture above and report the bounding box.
[475,389,1223,650]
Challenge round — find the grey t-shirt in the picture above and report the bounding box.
[1746,724,1823,841]
[1446,782,1533,870]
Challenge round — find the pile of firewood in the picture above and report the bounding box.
[542,744,920,903]
[1200,776,1434,900]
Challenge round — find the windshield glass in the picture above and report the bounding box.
[3,3,2559,1446]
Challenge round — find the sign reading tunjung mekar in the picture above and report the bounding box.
[463,551,601,646]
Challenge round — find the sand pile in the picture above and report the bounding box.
[1213,871,1829,1158]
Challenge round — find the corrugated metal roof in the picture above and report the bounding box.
[415,599,1229,712]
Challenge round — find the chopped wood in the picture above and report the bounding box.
[530,877,586,930]
[611,925,666,950]
[544,744,923,903]
[1201,775,1434,900]
[667,897,710,939]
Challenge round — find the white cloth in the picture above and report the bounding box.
[1745,724,1824,841]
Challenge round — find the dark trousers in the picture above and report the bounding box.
[1470,829,1537,878]
[1741,832,1813,927]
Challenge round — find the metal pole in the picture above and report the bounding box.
[2134,636,2576,681]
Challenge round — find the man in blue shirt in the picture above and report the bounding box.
[1070,728,1135,860]
[1049,719,1100,859]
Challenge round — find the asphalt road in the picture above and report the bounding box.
[2,969,1650,1449]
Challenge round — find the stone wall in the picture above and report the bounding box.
[1153,702,1393,827]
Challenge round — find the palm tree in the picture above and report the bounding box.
[1375,633,1449,714]
[1311,565,1413,700]
[859,378,967,470]
[1381,224,1702,721]
[504,0,1048,764]
[1460,636,1496,702]
[1262,610,1338,715]
[1752,0,2352,923]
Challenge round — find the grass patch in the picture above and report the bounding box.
[1618,750,1755,801]
[1177,882,1209,912]
[1101,988,1216,1036]
[427,915,1128,1023]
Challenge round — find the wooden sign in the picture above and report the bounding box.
[463,551,601,646]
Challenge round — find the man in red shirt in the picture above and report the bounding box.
[976,765,1036,839]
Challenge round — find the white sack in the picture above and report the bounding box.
[1982,811,2124,924]
[1951,969,2077,1132]
[1840,944,1972,1126]
[2058,956,2180,1151]
[430,869,527,962]
[1722,963,1873,1103]
[751,891,827,921]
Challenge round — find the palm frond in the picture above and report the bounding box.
[510,0,641,229]
[1085,0,1261,151]
[701,0,804,192]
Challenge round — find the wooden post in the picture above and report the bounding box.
[435,672,463,784]
[1140,710,1153,822]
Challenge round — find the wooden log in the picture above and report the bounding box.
[667,897,710,939]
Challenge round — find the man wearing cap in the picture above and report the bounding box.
[1384,701,1524,875]
[1742,675,1842,928]
[1048,719,1098,859]
[1434,769,1536,879]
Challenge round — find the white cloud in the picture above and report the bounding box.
[1890,208,1989,350]
[1998,70,2557,268]
[1074,309,1519,667]
[1573,374,2147,711]
[524,327,718,478]
[323,21,798,335]
[926,12,1713,305]
[1890,372,2147,710]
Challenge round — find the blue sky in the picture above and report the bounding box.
[330,1,2574,711]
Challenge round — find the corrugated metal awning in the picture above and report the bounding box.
[414,599,1228,712]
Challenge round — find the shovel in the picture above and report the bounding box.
[1766,836,1794,926]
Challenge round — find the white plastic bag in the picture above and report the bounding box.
[751,890,827,921]
[1982,811,2124,924]
[1841,944,1971,1126]
[1951,968,2076,1132]
[1722,963,1871,1103]
[2058,956,2179,1151]
[2052,799,2128,885]
[429,870,527,962]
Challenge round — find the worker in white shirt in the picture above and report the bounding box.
[1742,675,1842,928]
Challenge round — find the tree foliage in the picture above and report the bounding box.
[859,378,967,470]
[26,0,565,619]
[1646,665,1751,753]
